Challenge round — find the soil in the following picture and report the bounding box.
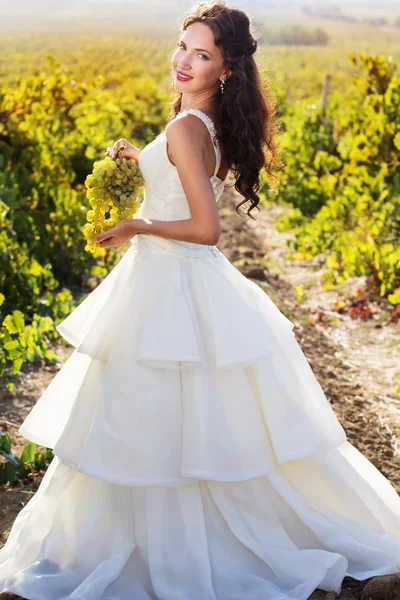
[0,184,399,600]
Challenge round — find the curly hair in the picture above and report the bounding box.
[167,0,282,219]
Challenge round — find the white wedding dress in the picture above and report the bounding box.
[1,109,400,600]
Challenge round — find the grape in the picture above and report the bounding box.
[83,153,144,253]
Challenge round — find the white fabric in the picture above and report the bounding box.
[1,109,400,599]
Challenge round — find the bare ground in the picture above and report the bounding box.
[0,186,399,600]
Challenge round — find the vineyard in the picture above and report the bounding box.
[0,26,399,485]
[0,8,400,596]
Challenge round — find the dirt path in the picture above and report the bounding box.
[218,197,400,491]
[0,186,399,600]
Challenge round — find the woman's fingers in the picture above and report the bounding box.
[104,139,136,161]
[114,138,127,158]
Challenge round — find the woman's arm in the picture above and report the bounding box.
[133,149,141,166]
[94,214,217,249]
[128,214,219,245]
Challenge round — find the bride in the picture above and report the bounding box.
[1,1,400,599]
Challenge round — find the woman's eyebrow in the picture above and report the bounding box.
[179,40,213,56]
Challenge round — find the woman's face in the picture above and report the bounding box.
[171,22,228,94]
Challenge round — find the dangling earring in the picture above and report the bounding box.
[220,79,225,94]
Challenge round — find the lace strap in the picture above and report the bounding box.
[179,108,221,177]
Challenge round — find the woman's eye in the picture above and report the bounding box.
[177,43,208,60]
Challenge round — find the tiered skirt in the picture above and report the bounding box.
[1,233,399,599]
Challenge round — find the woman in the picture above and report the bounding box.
[1,1,400,599]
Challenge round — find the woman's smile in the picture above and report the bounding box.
[175,69,193,81]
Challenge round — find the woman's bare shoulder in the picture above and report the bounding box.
[165,112,211,140]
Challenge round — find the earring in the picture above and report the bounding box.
[220,79,225,94]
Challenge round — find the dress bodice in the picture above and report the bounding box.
[137,108,227,223]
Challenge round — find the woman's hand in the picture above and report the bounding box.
[94,219,141,249]
[105,138,139,163]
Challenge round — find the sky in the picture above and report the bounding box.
[0,0,397,33]
[0,0,398,13]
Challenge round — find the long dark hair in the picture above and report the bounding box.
[168,0,282,219]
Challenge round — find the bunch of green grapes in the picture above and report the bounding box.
[83,153,144,253]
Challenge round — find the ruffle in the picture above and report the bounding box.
[18,346,346,485]
[1,444,400,600]
[19,234,347,483]
[56,234,286,371]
